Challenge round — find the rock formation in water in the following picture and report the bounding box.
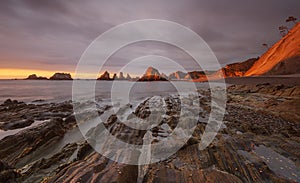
[161,73,168,80]
[138,67,168,81]
[186,71,206,80]
[126,74,132,80]
[118,72,125,80]
[132,76,140,81]
[26,74,48,80]
[184,74,191,80]
[49,73,72,80]
[168,71,187,80]
[145,67,160,77]
[116,72,133,80]
[112,73,117,80]
[98,71,112,80]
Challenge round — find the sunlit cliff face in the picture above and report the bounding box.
[245,23,300,76]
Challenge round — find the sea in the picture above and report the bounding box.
[0,80,211,104]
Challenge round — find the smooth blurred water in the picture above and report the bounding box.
[0,80,210,103]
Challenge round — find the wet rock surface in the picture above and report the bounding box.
[0,99,73,131]
[0,84,299,183]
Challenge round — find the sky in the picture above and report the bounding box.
[0,0,299,79]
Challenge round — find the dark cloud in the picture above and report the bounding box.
[0,0,299,73]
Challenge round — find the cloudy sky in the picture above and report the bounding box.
[0,0,299,78]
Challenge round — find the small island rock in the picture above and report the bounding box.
[97,71,112,80]
[138,67,168,81]
[26,74,48,80]
[49,73,72,80]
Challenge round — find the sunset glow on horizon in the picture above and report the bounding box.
[0,68,139,80]
[0,1,299,80]
[0,68,75,79]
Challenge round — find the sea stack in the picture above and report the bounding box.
[169,71,187,80]
[26,74,48,80]
[98,71,112,80]
[118,72,125,80]
[138,67,168,81]
[161,73,168,80]
[49,73,72,80]
[186,71,206,80]
[126,74,132,80]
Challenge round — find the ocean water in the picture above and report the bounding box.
[0,80,210,103]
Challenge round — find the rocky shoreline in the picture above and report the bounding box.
[0,84,299,183]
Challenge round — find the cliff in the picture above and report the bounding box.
[214,58,258,78]
[245,23,300,76]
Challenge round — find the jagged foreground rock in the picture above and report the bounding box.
[0,86,299,182]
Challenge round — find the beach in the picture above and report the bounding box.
[0,80,299,182]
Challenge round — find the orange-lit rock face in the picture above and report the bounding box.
[144,67,161,77]
[139,67,168,81]
[222,58,258,77]
[197,58,258,81]
[245,23,300,76]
